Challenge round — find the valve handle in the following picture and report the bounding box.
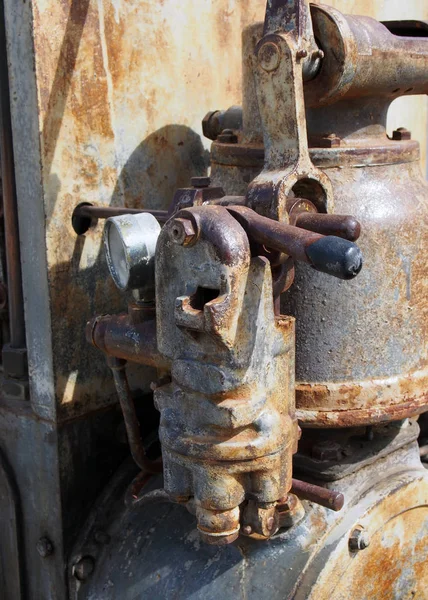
[294,213,361,242]
[227,206,363,280]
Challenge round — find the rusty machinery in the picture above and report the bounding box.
[69,1,428,599]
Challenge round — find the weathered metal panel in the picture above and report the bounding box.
[28,0,270,418]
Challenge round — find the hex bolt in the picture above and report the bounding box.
[392,127,411,141]
[349,528,370,552]
[321,133,341,148]
[170,218,197,246]
[217,129,238,144]
[311,440,343,461]
[73,556,95,581]
[191,176,211,189]
[36,537,54,558]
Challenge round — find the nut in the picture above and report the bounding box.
[321,133,341,148]
[349,528,370,552]
[392,127,411,141]
[191,176,211,189]
[73,556,95,581]
[36,537,54,558]
[217,129,238,144]
[311,440,343,461]
[170,218,197,246]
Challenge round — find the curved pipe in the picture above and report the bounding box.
[108,357,162,474]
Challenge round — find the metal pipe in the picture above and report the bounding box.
[291,478,345,512]
[74,204,168,223]
[86,314,170,370]
[108,357,162,474]
[0,2,25,349]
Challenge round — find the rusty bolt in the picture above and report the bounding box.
[191,176,211,189]
[312,440,343,461]
[73,556,95,581]
[321,133,341,148]
[217,129,238,144]
[313,49,325,60]
[296,49,308,60]
[258,41,281,72]
[171,218,197,246]
[349,528,370,552]
[36,537,54,558]
[392,127,411,141]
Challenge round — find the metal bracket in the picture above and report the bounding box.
[247,0,333,221]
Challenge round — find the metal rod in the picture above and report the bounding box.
[291,478,345,512]
[295,213,361,242]
[0,3,25,349]
[108,357,163,474]
[74,204,168,223]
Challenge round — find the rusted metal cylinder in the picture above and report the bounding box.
[86,314,170,370]
[209,5,428,428]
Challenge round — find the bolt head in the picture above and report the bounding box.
[36,537,54,558]
[242,525,253,536]
[392,127,411,141]
[321,134,341,148]
[217,129,238,144]
[191,176,211,189]
[296,49,308,60]
[170,218,197,246]
[312,440,343,461]
[349,528,370,552]
[73,556,95,581]
[258,41,281,72]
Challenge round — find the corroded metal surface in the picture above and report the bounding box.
[70,441,428,600]
[26,0,267,419]
[154,205,297,543]
[209,2,428,427]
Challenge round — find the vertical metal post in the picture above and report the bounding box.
[0,0,26,352]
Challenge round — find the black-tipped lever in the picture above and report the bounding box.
[227,206,363,281]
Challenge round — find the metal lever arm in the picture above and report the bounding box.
[294,213,362,242]
[228,206,363,280]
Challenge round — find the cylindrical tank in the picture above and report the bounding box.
[210,8,428,427]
